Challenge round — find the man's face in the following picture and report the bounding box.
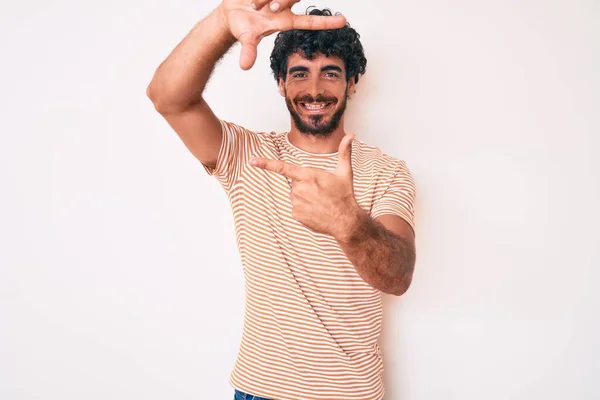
[279,53,355,136]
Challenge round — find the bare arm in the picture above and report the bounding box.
[146,7,235,168]
[337,208,416,296]
[146,0,346,169]
[250,134,416,296]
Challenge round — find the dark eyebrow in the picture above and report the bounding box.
[321,65,343,73]
[288,66,309,74]
[288,65,343,75]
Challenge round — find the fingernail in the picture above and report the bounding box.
[250,158,257,166]
[270,2,281,12]
[250,1,258,10]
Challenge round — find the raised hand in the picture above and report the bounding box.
[219,0,346,70]
[250,134,362,238]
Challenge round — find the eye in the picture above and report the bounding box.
[292,72,307,78]
[325,72,340,78]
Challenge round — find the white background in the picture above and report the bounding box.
[1,0,599,399]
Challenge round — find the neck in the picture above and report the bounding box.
[287,118,347,154]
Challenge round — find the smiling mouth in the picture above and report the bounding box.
[299,102,334,113]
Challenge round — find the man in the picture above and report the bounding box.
[147,1,416,399]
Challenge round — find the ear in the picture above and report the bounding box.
[278,76,285,97]
[346,76,356,99]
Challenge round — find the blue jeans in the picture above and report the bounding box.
[233,389,272,400]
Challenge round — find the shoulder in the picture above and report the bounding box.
[221,120,285,143]
[352,138,410,176]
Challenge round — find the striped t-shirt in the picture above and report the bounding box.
[202,120,416,400]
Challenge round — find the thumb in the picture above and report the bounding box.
[336,133,355,177]
[239,38,258,70]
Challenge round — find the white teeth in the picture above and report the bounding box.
[303,103,327,110]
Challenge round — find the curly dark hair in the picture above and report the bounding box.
[270,7,367,84]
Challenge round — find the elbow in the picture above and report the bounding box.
[389,251,416,296]
[146,80,172,113]
[146,83,196,114]
[146,83,161,109]
[390,282,411,297]
[146,77,160,102]
[388,271,413,297]
[146,84,156,103]
[146,83,166,112]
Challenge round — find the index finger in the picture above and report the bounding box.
[251,157,305,180]
[278,14,347,31]
[252,0,301,12]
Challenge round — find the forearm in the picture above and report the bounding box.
[147,6,236,111]
[336,207,416,296]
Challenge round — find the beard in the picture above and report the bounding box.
[285,90,347,137]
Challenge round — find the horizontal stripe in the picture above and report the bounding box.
[202,120,415,400]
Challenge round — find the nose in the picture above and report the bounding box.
[307,76,324,98]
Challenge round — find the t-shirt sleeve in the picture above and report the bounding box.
[370,160,417,234]
[201,120,264,193]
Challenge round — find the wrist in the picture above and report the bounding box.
[336,202,366,244]
[215,4,236,43]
